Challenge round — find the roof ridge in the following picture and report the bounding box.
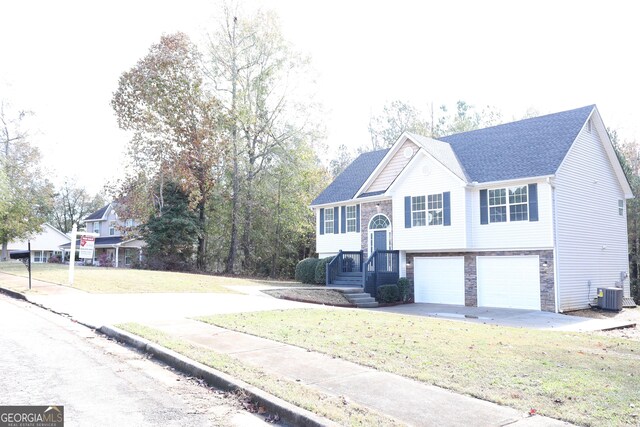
[440,104,595,140]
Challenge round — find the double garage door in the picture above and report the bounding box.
[414,256,541,310]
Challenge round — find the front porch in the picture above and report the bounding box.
[326,250,400,301]
[60,237,145,268]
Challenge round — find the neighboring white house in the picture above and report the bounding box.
[7,222,70,263]
[60,203,145,268]
[311,105,633,313]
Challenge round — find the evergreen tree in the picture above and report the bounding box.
[141,181,201,271]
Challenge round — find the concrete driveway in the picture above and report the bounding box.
[373,303,636,331]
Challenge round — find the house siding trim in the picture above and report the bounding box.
[405,250,555,312]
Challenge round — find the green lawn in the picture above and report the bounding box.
[118,323,403,426]
[197,308,640,427]
[0,261,264,293]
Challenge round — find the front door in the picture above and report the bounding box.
[373,230,387,252]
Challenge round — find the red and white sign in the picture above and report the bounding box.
[79,236,95,259]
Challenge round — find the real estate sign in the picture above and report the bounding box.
[79,236,95,259]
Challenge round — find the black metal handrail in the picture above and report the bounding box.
[326,250,364,285]
[363,250,400,296]
[326,251,342,286]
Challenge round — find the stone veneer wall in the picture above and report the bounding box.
[405,250,555,312]
[360,200,393,259]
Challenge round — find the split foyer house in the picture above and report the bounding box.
[311,105,633,313]
[60,203,145,267]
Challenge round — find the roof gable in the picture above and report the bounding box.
[84,204,111,221]
[311,149,388,206]
[440,105,595,183]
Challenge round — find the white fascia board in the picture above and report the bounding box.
[354,133,413,198]
[311,195,391,210]
[467,175,555,189]
[591,107,634,199]
[97,203,112,221]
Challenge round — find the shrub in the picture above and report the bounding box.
[397,277,411,303]
[314,256,335,285]
[97,252,113,268]
[295,258,320,284]
[47,255,61,264]
[377,284,400,303]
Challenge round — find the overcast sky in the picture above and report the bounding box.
[1,0,638,195]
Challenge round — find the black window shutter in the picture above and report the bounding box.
[443,192,451,226]
[333,207,339,234]
[528,184,538,222]
[341,206,346,233]
[319,208,324,235]
[404,196,412,228]
[480,189,488,225]
[356,204,360,232]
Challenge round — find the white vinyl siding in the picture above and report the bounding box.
[470,181,554,250]
[554,125,630,311]
[366,139,418,193]
[316,207,360,257]
[392,151,466,251]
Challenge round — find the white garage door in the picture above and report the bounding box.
[477,256,541,310]
[414,257,465,305]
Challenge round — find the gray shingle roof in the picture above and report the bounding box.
[84,204,110,221]
[313,105,595,205]
[60,236,125,249]
[311,149,389,206]
[440,105,594,183]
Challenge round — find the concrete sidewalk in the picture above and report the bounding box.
[143,317,570,426]
[0,273,594,425]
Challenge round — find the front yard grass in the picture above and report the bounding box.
[117,323,403,426]
[197,308,640,426]
[0,261,262,293]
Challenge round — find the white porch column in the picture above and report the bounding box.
[115,246,119,268]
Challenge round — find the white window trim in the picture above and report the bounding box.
[324,209,334,234]
[411,196,426,227]
[488,186,529,223]
[427,193,443,226]
[346,205,357,233]
[367,214,391,255]
[93,222,100,234]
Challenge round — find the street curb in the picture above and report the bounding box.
[99,325,338,427]
[0,287,27,301]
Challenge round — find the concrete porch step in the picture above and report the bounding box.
[341,291,378,308]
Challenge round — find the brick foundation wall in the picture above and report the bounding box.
[406,250,555,312]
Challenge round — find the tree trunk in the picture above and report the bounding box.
[241,166,254,272]
[270,177,282,278]
[224,15,240,274]
[226,143,239,273]
[197,200,206,270]
[1,240,7,262]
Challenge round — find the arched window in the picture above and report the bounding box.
[369,214,390,230]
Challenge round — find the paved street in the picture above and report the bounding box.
[0,295,267,427]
